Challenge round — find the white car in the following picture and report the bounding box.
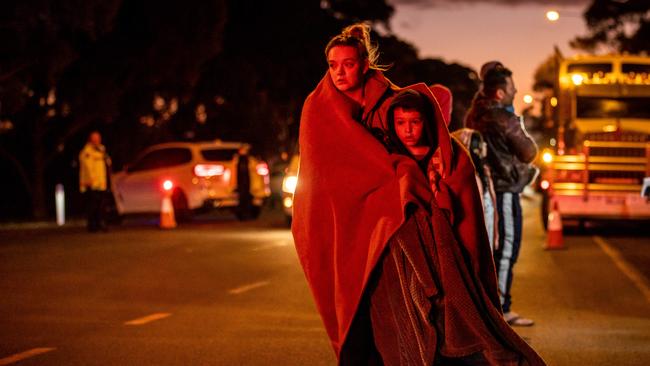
[111,140,271,220]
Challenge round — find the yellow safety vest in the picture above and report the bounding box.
[79,143,109,192]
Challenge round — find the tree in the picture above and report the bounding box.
[0,0,227,218]
[326,0,394,26]
[1,0,476,220]
[0,0,123,218]
[532,55,557,93]
[193,0,397,158]
[571,0,650,53]
[379,38,479,131]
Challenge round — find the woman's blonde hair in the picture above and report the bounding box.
[325,23,384,70]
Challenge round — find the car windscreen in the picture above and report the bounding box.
[200,149,238,162]
[129,148,192,172]
[576,97,650,119]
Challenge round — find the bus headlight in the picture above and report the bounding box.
[571,73,584,86]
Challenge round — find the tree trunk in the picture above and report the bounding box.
[30,99,49,219]
[31,137,48,219]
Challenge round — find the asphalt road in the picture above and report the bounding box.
[510,194,650,366]
[1,198,649,365]
[0,211,334,365]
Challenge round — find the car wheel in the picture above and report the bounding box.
[235,205,261,221]
[172,189,192,222]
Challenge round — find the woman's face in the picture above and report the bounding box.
[393,107,425,147]
[327,45,367,93]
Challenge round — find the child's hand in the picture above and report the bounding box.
[428,164,440,195]
[427,149,443,195]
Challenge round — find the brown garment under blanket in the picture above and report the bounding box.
[343,206,545,365]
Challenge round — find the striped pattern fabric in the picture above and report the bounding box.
[494,192,523,313]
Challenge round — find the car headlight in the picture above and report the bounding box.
[542,150,553,164]
[282,175,298,194]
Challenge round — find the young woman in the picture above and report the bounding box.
[294,24,426,362]
[293,24,545,365]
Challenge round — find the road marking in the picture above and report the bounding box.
[251,241,290,251]
[124,312,172,325]
[228,281,270,295]
[0,348,56,365]
[594,236,650,304]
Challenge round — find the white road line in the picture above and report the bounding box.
[124,312,172,325]
[228,281,270,295]
[0,347,56,365]
[251,241,290,251]
[594,236,650,304]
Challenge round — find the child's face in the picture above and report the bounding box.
[393,107,425,147]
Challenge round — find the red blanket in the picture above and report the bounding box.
[293,73,500,358]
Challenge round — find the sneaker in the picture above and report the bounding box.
[504,311,534,326]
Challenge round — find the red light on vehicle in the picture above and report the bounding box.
[194,164,225,177]
[256,162,270,176]
[540,180,550,190]
[162,180,174,191]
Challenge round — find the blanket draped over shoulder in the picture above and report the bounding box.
[293,72,545,365]
[293,73,432,355]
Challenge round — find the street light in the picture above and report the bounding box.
[546,10,560,22]
[523,94,534,104]
[545,9,581,22]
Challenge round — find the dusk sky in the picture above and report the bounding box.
[390,0,590,112]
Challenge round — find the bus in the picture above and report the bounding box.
[538,54,650,228]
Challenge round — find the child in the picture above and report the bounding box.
[387,90,436,168]
[386,89,447,199]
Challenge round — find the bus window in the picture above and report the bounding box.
[622,64,650,74]
[567,63,612,77]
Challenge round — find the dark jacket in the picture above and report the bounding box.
[465,93,537,193]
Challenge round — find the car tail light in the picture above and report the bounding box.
[194,164,225,177]
[162,180,174,191]
[256,162,270,176]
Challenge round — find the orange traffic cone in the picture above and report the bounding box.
[160,181,177,229]
[545,200,563,250]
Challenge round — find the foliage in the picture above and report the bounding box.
[532,54,558,92]
[571,0,650,53]
[0,0,477,219]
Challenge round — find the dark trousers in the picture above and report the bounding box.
[85,190,107,232]
[494,192,523,313]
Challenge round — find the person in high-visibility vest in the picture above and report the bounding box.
[79,131,111,232]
